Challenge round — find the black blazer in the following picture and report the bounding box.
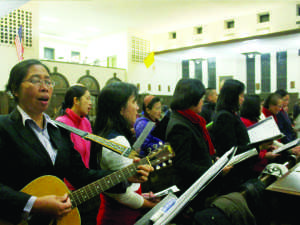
[211,110,250,157]
[0,109,124,223]
[166,111,213,193]
[211,110,255,194]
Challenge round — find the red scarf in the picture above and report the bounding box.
[177,109,215,156]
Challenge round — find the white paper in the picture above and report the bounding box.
[227,148,258,166]
[273,138,300,154]
[154,185,180,197]
[247,116,283,144]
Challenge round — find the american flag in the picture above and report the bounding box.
[15,25,24,61]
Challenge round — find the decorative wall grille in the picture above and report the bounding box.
[131,36,150,63]
[0,9,32,47]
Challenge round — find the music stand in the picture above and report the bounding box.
[135,147,237,225]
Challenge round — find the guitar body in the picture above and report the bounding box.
[0,144,175,225]
[0,175,81,225]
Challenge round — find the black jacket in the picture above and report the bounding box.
[166,111,213,193]
[211,110,255,194]
[0,109,124,223]
[211,110,250,157]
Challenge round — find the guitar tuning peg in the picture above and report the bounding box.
[158,141,163,146]
[162,162,166,167]
[156,165,160,170]
[168,159,172,164]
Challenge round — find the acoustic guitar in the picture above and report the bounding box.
[0,144,174,225]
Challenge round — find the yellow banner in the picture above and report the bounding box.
[144,52,155,68]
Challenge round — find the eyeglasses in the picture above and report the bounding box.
[23,77,55,88]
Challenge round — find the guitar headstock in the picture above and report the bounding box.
[147,143,175,168]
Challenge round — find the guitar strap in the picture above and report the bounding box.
[53,120,132,156]
[132,121,155,152]
[52,120,155,157]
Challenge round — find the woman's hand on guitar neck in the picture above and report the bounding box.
[128,158,154,183]
[31,193,72,217]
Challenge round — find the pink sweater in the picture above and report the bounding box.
[56,108,92,168]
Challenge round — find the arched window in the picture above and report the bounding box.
[47,67,70,118]
[105,72,122,86]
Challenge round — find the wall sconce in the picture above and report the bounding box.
[255,83,260,90]
[290,81,295,89]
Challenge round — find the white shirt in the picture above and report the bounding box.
[17,106,58,216]
[101,135,144,209]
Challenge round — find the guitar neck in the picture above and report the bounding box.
[86,133,132,156]
[69,157,148,207]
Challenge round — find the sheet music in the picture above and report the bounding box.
[227,148,258,166]
[247,116,283,145]
[153,185,180,198]
[154,147,237,225]
[273,138,300,154]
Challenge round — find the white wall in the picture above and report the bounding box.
[86,32,128,69]
[128,59,180,95]
[39,34,88,63]
[153,34,300,96]
[1,1,300,97]
[215,54,247,91]
[152,2,300,51]
[287,49,300,93]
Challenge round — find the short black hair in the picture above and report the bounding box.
[240,94,261,122]
[6,59,50,102]
[263,93,281,109]
[275,89,288,98]
[216,79,245,112]
[170,78,206,110]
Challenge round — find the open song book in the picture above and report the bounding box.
[247,116,285,147]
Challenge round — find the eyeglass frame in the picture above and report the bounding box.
[22,77,55,88]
